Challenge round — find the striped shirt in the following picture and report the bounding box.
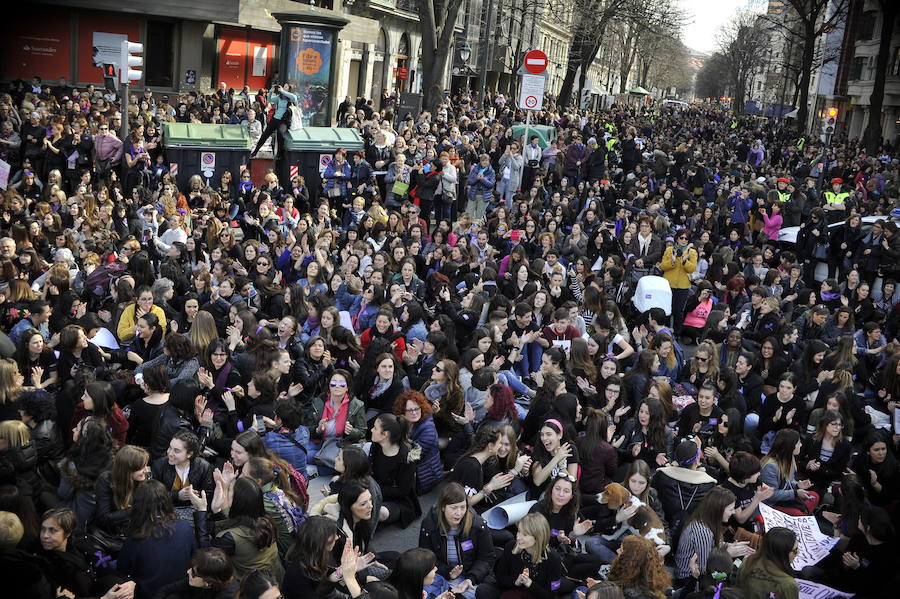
[675,520,716,579]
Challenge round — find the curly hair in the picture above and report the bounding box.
[392,389,433,418]
[607,535,671,598]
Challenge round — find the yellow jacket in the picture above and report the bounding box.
[660,246,697,289]
[116,303,167,342]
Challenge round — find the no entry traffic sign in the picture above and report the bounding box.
[524,49,548,74]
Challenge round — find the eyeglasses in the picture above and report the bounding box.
[405,407,421,414]
[330,380,348,388]
[211,352,227,358]
[828,421,844,428]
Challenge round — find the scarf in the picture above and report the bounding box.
[821,291,841,301]
[322,394,350,438]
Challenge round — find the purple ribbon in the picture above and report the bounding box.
[94,551,112,568]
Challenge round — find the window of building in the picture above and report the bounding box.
[849,56,866,80]
[857,11,877,41]
[145,20,175,88]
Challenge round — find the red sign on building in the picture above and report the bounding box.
[398,67,408,80]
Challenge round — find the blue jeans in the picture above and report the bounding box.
[499,370,529,396]
[582,534,619,563]
[514,342,541,378]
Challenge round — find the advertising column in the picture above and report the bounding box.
[273,10,349,127]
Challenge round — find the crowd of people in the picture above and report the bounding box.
[0,74,898,599]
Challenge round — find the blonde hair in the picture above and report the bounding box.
[0,359,22,405]
[189,310,219,355]
[512,513,550,564]
[0,512,23,549]
[0,420,30,448]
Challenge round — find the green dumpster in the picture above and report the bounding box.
[162,123,251,190]
[511,124,556,149]
[280,127,364,205]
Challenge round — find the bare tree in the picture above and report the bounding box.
[695,53,731,100]
[417,0,466,112]
[716,11,769,114]
[863,1,899,153]
[762,0,849,130]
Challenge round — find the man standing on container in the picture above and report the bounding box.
[250,83,297,158]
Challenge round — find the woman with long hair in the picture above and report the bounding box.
[357,349,406,421]
[448,426,512,509]
[72,380,129,448]
[680,341,720,390]
[737,527,798,599]
[370,413,421,528]
[607,535,671,599]
[614,398,673,469]
[393,390,443,494]
[674,487,753,586]
[57,418,114,531]
[799,409,852,494]
[490,513,562,599]
[418,483,495,599]
[851,433,900,507]
[116,284,167,343]
[151,429,215,507]
[125,311,165,368]
[623,351,660,407]
[577,408,618,501]
[753,373,805,448]
[188,310,219,357]
[422,358,469,468]
[760,429,818,515]
[93,444,150,539]
[529,475,602,593]
[531,419,580,492]
[117,480,199,598]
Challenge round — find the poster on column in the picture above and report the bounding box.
[758,503,838,569]
[92,32,126,68]
[285,26,333,127]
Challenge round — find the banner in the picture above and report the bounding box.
[482,493,537,530]
[285,26,333,127]
[1,12,72,80]
[0,159,9,191]
[796,579,854,599]
[759,503,838,569]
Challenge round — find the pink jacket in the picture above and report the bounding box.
[762,212,783,240]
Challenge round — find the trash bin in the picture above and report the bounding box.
[162,123,251,190]
[510,124,556,148]
[280,127,364,205]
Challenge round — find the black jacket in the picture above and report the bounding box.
[93,470,133,535]
[418,508,495,585]
[292,354,334,407]
[30,419,64,488]
[799,437,852,491]
[495,539,563,599]
[651,466,717,536]
[151,455,215,506]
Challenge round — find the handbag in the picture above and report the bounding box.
[813,242,829,260]
[391,180,410,196]
[312,436,342,469]
[733,526,762,552]
[327,185,342,199]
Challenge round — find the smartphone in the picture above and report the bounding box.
[255,415,266,434]
[511,230,520,242]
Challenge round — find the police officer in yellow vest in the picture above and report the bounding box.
[775,177,791,203]
[824,177,850,222]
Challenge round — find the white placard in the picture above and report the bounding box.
[759,503,838,569]
[252,46,267,77]
[0,158,9,190]
[482,493,537,529]
[796,579,854,599]
[518,73,546,111]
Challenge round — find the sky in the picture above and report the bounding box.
[680,0,758,54]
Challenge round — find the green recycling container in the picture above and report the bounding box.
[510,124,556,149]
[280,127,364,205]
[162,123,251,190]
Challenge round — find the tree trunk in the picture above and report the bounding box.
[417,0,465,113]
[795,21,817,132]
[618,25,638,94]
[864,1,897,153]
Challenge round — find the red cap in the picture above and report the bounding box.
[777,177,789,183]
[830,178,843,185]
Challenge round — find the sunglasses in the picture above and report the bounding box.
[695,356,708,362]
[434,365,445,373]
[555,473,577,483]
[330,380,348,388]
[257,261,269,266]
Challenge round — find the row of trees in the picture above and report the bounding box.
[697,0,897,153]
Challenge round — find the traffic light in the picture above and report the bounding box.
[821,107,838,142]
[119,40,143,84]
[101,63,117,92]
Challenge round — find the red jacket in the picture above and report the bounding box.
[360,327,407,361]
[72,402,129,448]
